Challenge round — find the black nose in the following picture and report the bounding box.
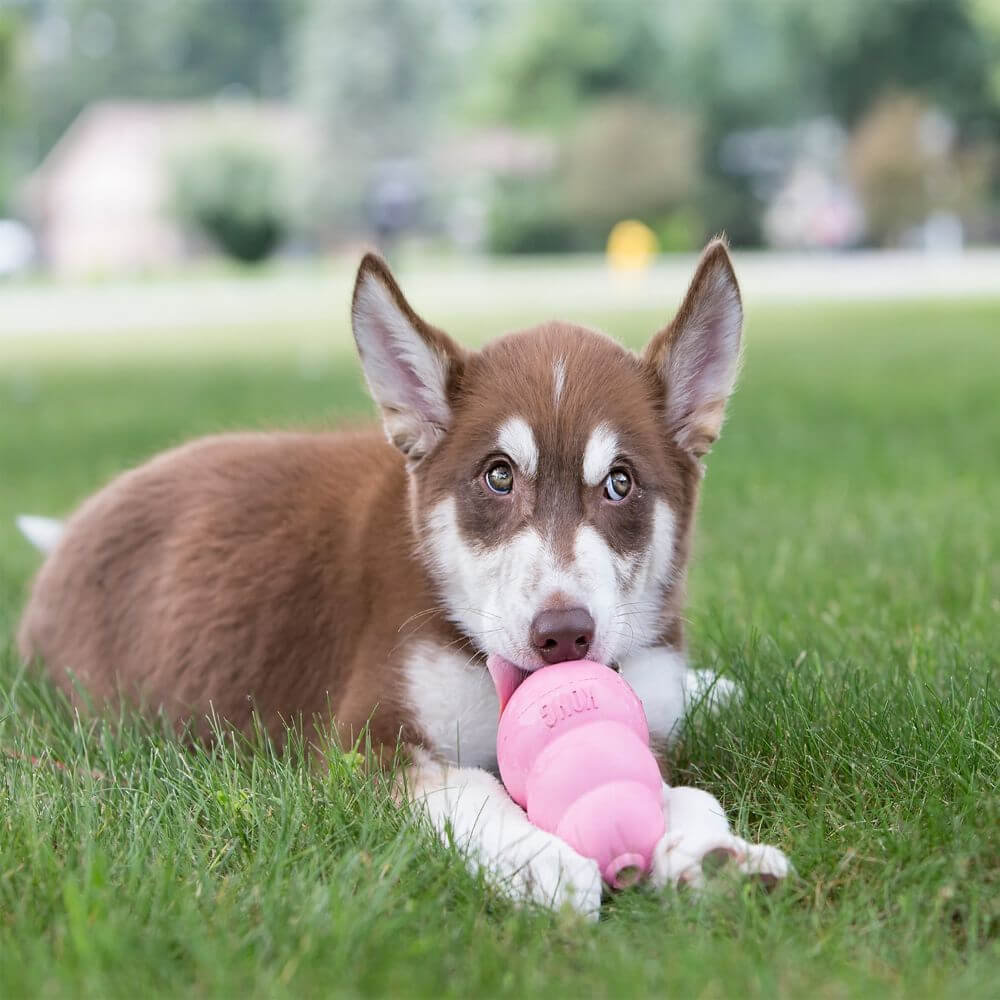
[530,607,595,664]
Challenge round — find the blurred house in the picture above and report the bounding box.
[21,100,317,276]
[721,117,865,250]
[763,163,864,250]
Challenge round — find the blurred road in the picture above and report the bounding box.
[1,250,998,340]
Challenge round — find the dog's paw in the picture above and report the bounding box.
[651,829,789,894]
[501,840,603,919]
[739,841,791,890]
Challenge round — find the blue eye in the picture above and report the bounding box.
[486,462,514,494]
[604,468,632,501]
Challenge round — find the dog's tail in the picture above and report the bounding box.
[16,515,64,554]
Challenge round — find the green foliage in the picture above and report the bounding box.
[562,99,698,235]
[476,0,1000,247]
[487,179,582,254]
[0,9,23,212]
[296,0,483,228]
[170,144,288,264]
[0,10,18,121]
[486,98,701,253]
[3,0,999,248]
[655,207,703,253]
[1,295,999,994]
[23,0,304,160]
[484,0,671,126]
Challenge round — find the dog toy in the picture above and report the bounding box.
[489,657,665,888]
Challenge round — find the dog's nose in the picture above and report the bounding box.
[530,607,595,664]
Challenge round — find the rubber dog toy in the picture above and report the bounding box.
[488,656,665,888]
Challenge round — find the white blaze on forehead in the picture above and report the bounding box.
[553,358,566,407]
[496,416,538,476]
[582,422,620,486]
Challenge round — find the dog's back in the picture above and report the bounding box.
[18,429,446,748]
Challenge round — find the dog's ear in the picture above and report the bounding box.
[643,238,743,461]
[352,254,466,462]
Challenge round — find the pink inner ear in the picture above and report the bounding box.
[486,655,530,713]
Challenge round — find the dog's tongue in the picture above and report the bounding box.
[486,654,531,713]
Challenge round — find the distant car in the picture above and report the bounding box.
[0,219,37,277]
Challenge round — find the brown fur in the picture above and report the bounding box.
[18,430,457,752]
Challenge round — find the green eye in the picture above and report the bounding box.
[486,462,514,495]
[604,468,632,501]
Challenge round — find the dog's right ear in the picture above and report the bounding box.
[351,254,466,462]
[643,238,743,462]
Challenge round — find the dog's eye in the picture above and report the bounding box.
[485,461,514,495]
[604,468,632,501]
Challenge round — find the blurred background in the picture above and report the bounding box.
[0,0,998,286]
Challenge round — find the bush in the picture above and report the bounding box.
[487,180,583,254]
[846,92,991,246]
[562,98,699,236]
[170,144,288,264]
[486,98,701,254]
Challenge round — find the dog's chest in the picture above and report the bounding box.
[403,641,500,771]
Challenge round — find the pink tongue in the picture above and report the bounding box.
[486,654,530,713]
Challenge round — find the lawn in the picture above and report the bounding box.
[1,293,998,998]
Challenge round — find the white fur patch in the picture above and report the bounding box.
[16,515,64,554]
[496,417,538,477]
[422,497,676,670]
[617,646,693,745]
[582,423,619,487]
[404,641,500,770]
[552,358,566,408]
[619,646,740,745]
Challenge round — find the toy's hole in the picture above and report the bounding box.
[606,853,647,889]
[614,865,641,888]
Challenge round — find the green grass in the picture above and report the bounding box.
[2,296,999,998]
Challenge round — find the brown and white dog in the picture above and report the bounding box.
[17,240,788,917]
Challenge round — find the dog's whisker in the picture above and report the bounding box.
[396,606,447,633]
[454,607,504,622]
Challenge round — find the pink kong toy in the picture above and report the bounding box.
[488,657,666,889]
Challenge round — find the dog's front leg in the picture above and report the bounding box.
[619,646,789,890]
[618,645,740,749]
[405,751,603,918]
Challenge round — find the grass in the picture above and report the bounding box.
[1,294,999,998]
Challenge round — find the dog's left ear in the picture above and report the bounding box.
[352,253,466,462]
[643,238,743,461]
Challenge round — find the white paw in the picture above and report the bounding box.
[682,669,741,713]
[740,841,791,889]
[504,840,603,919]
[651,829,789,894]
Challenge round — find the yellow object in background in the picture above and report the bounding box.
[606,220,659,272]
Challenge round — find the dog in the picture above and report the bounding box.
[17,239,789,917]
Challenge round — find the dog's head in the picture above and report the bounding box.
[351,241,742,676]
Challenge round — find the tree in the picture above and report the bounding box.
[473,0,1000,247]
[0,10,25,212]
[296,0,489,231]
[21,0,304,162]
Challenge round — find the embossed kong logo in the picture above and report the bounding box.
[539,686,599,729]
